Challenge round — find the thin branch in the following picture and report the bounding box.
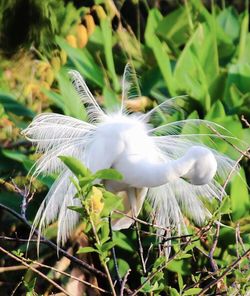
[120,269,131,296]
[144,243,153,267]
[0,235,46,243]
[135,221,146,275]
[208,222,220,272]
[197,248,250,295]
[109,213,122,288]
[10,281,22,296]
[241,115,250,128]
[0,246,71,296]
[88,208,117,296]
[23,258,110,294]
[0,265,31,272]
[207,124,250,159]
[114,210,172,232]
[0,203,106,279]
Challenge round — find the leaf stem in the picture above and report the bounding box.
[88,209,117,296]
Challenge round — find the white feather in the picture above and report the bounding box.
[24,67,241,249]
[121,63,141,113]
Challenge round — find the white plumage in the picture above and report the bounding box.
[23,64,237,246]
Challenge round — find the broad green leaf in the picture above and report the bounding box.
[178,273,184,291]
[0,92,34,117]
[230,168,250,221]
[205,100,226,120]
[145,9,176,96]
[56,70,87,120]
[103,86,119,110]
[169,287,180,296]
[167,258,191,275]
[116,259,130,278]
[59,156,91,178]
[183,288,202,295]
[94,168,123,181]
[156,6,190,47]
[102,191,124,216]
[140,277,152,293]
[2,149,29,163]
[77,246,99,254]
[217,7,240,41]
[238,10,250,62]
[100,241,116,253]
[223,62,250,108]
[56,36,104,87]
[153,256,165,269]
[112,232,134,252]
[219,195,232,215]
[100,18,120,92]
[67,205,84,215]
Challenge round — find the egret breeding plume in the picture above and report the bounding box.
[23,64,237,247]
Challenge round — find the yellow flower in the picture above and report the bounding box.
[89,186,104,214]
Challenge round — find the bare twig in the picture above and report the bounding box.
[144,243,153,267]
[0,265,31,272]
[134,221,146,275]
[208,222,220,272]
[198,248,250,295]
[10,281,22,296]
[207,124,250,159]
[114,210,172,232]
[109,213,122,287]
[0,235,46,243]
[241,115,250,128]
[236,223,246,253]
[23,258,110,294]
[0,246,71,296]
[0,203,107,279]
[120,269,131,296]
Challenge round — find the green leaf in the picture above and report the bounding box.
[140,277,152,293]
[230,168,250,220]
[169,287,180,296]
[2,149,29,163]
[145,9,176,96]
[94,169,123,181]
[77,246,99,254]
[102,191,124,216]
[153,256,165,269]
[103,86,119,110]
[112,232,134,252]
[100,18,120,92]
[0,92,34,117]
[156,6,190,47]
[218,195,232,215]
[59,156,91,178]
[100,241,116,253]
[238,11,249,61]
[56,36,104,87]
[178,273,184,291]
[56,70,87,120]
[217,7,240,41]
[205,100,226,120]
[183,288,202,295]
[223,63,250,109]
[24,278,37,295]
[67,205,84,214]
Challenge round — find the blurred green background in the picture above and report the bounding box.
[0,0,249,295]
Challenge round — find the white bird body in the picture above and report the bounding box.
[22,65,237,246]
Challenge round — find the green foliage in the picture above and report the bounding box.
[0,0,249,295]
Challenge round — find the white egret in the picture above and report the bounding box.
[23,64,237,247]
